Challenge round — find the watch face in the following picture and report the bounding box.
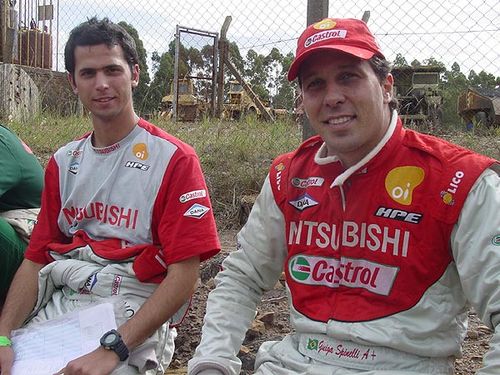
[103,332,118,345]
[100,329,129,361]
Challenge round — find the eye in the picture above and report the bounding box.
[80,70,94,78]
[305,78,324,90]
[106,66,123,75]
[339,72,357,81]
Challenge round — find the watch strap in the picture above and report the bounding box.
[112,337,129,361]
[100,330,129,361]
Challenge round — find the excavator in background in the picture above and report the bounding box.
[391,65,444,128]
[160,78,207,122]
[457,87,500,128]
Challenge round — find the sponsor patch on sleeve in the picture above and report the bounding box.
[183,203,210,219]
[179,189,207,203]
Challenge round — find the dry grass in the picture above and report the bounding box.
[7,114,498,228]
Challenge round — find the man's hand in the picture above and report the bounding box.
[0,346,14,375]
[54,346,119,375]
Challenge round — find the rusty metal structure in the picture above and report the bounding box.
[161,78,208,122]
[171,24,218,122]
[222,80,264,120]
[0,0,58,70]
[218,16,274,122]
[392,65,445,128]
[168,16,276,123]
[457,87,500,128]
[0,0,78,120]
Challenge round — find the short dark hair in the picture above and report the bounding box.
[368,55,398,111]
[64,17,139,75]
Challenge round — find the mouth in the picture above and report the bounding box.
[323,115,355,126]
[93,97,115,103]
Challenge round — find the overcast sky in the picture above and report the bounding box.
[34,0,499,77]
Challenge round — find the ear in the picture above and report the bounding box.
[382,73,394,103]
[297,92,306,118]
[131,64,140,88]
[68,72,78,94]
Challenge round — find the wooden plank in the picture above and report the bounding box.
[165,367,188,374]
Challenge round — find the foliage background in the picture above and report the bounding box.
[16,0,498,125]
[8,115,499,229]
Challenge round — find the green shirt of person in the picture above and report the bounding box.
[0,124,43,298]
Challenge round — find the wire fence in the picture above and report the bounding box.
[52,0,500,73]
[0,0,499,130]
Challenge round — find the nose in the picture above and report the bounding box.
[95,71,109,91]
[324,83,345,108]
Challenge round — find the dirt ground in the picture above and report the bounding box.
[167,230,492,374]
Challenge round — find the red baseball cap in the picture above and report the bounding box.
[288,18,385,81]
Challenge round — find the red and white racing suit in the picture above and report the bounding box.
[24,118,220,373]
[189,113,500,374]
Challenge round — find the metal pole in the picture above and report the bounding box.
[172,25,180,122]
[56,0,59,70]
[211,33,218,117]
[302,0,329,140]
[1,0,7,62]
[17,0,21,64]
[216,16,231,118]
[41,0,46,68]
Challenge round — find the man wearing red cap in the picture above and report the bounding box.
[189,18,500,375]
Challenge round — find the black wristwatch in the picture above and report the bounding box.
[100,329,129,361]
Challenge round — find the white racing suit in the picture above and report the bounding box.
[24,238,185,374]
[22,118,221,374]
[0,207,40,243]
[189,113,500,374]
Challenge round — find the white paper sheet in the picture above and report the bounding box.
[11,302,117,375]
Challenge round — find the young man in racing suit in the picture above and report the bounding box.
[0,18,220,374]
[188,18,500,375]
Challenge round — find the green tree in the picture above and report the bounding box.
[468,70,479,86]
[424,57,446,70]
[273,51,296,110]
[166,40,192,78]
[244,49,270,102]
[445,62,468,86]
[476,70,497,89]
[442,62,469,126]
[197,44,217,101]
[148,40,200,112]
[264,48,283,104]
[148,51,174,111]
[228,41,245,74]
[393,53,409,67]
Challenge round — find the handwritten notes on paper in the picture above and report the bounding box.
[11,302,117,375]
